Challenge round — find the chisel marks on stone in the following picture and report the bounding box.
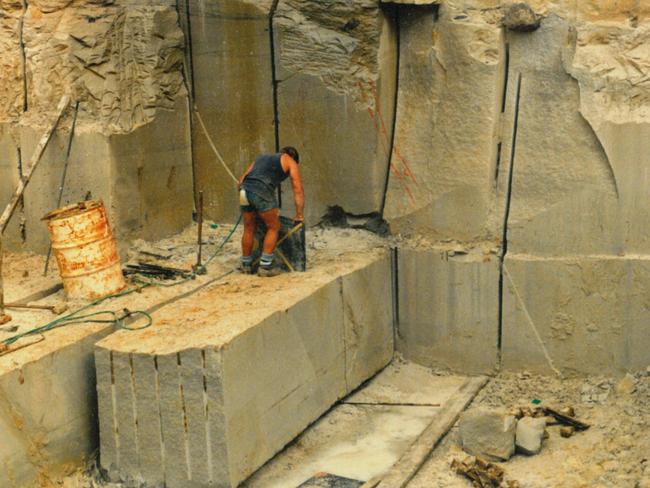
[204,347,230,485]
[153,356,166,480]
[180,348,211,485]
[112,351,140,479]
[157,353,191,486]
[132,354,165,485]
[95,348,118,476]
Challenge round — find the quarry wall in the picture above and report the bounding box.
[2,0,649,377]
[0,0,194,253]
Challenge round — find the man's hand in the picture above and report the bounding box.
[293,214,304,225]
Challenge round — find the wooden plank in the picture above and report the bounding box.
[364,376,488,488]
[0,94,70,234]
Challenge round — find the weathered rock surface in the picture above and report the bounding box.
[459,408,517,461]
[0,0,192,251]
[515,416,546,455]
[274,0,397,223]
[503,3,540,31]
[189,0,275,223]
[384,4,505,241]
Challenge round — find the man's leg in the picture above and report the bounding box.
[258,208,281,273]
[240,211,257,273]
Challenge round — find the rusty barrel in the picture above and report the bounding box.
[43,201,125,300]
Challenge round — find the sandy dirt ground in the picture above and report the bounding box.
[410,370,650,488]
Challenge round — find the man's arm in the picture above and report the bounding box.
[238,162,254,189]
[284,156,305,222]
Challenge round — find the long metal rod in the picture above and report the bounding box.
[196,190,204,268]
[44,100,79,276]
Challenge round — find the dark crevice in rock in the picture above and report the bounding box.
[20,0,28,113]
[175,0,199,211]
[498,72,522,353]
[16,145,26,243]
[391,245,400,345]
[380,5,401,218]
[269,0,281,206]
[494,42,510,184]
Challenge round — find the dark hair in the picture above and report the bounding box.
[281,146,300,164]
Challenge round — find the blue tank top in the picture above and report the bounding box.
[243,153,289,196]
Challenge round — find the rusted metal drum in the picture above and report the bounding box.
[43,201,125,300]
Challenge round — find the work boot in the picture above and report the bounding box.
[239,258,253,274]
[258,264,282,277]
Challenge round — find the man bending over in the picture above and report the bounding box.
[239,147,304,277]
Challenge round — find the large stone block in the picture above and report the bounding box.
[396,248,499,374]
[342,255,394,390]
[502,254,650,375]
[14,97,192,254]
[96,251,394,487]
[501,15,622,256]
[274,0,397,223]
[190,0,275,222]
[384,5,505,241]
[0,325,112,488]
[459,408,516,462]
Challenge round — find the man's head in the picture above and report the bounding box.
[281,146,300,164]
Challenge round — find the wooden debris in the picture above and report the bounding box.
[560,426,575,438]
[559,406,575,417]
[451,456,520,488]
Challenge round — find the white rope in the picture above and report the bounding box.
[502,262,562,378]
[194,109,239,185]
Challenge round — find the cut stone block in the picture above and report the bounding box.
[96,250,393,487]
[342,255,394,390]
[1,267,251,488]
[384,6,505,241]
[189,1,275,223]
[396,248,499,374]
[459,408,516,462]
[502,254,650,375]
[274,1,397,223]
[2,97,193,254]
[0,324,112,488]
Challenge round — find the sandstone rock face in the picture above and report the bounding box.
[0,0,192,251]
[503,3,540,31]
[384,3,505,242]
[274,0,397,223]
[385,0,650,375]
[189,0,275,223]
[459,408,517,461]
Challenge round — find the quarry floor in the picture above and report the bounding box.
[50,363,650,488]
[2,223,649,488]
[246,364,650,488]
